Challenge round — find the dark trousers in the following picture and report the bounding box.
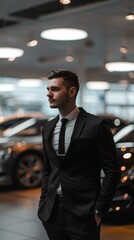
[42,195,100,240]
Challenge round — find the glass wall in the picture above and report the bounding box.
[79,83,134,122]
[0,77,134,122]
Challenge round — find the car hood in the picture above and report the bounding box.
[0,136,14,148]
[0,135,42,148]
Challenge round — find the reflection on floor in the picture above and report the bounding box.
[0,186,48,240]
[0,186,134,240]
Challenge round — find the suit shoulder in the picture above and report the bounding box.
[48,116,58,124]
[87,112,105,123]
[86,112,110,129]
[79,108,108,126]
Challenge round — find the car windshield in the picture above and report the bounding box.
[2,118,45,137]
[114,124,134,143]
[0,117,32,136]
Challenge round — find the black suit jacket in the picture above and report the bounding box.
[38,108,121,222]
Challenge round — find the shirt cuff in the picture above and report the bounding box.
[95,210,103,218]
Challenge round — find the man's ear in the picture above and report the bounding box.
[69,87,77,98]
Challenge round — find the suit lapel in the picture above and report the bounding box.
[45,115,59,140]
[45,115,61,165]
[45,108,87,165]
[62,108,87,161]
[71,108,87,141]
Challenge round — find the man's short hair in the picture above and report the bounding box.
[47,69,80,94]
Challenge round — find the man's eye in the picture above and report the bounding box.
[52,88,59,91]
[47,87,60,92]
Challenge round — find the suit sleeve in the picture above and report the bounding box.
[95,121,121,216]
[39,123,51,203]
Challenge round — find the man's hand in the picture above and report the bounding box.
[95,213,101,226]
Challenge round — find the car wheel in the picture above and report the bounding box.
[12,151,43,188]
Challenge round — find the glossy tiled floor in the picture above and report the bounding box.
[0,186,48,240]
[0,185,134,240]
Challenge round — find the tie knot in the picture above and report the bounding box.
[61,118,68,125]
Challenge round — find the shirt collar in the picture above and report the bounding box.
[59,107,80,121]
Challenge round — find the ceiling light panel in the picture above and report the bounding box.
[41,28,88,41]
[105,62,134,72]
[0,47,24,58]
[59,0,71,5]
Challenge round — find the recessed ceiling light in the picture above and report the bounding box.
[8,57,16,62]
[125,13,134,20]
[86,81,110,90]
[105,61,134,72]
[0,47,24,58]
[59,0,71,5]
[65,55,74,62]
[120,46,127,54]
[40,28,88,41]
[27,40,38,47]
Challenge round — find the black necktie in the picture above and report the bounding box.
[58,118,68,155]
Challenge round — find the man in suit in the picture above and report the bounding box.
[38,69,121,240]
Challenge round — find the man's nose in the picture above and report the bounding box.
[47,90,52,97]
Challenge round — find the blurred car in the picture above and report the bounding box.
[0,115,47,188]
[102,123,134,213]
[0,112,47,136]
[0,113,134,215]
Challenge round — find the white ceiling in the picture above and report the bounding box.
[0,0,134,84]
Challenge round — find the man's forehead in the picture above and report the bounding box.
[47,77,64,86]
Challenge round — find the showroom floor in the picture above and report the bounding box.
[0,186,134,240]
[0,186,48,240]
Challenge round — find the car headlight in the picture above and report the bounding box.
[0,147,12,162]
[128,167,134,180]
[0,149,7,157]
[121,165,134,183]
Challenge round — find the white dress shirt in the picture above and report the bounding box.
[51,107,80,194]
[52,107,80,154]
